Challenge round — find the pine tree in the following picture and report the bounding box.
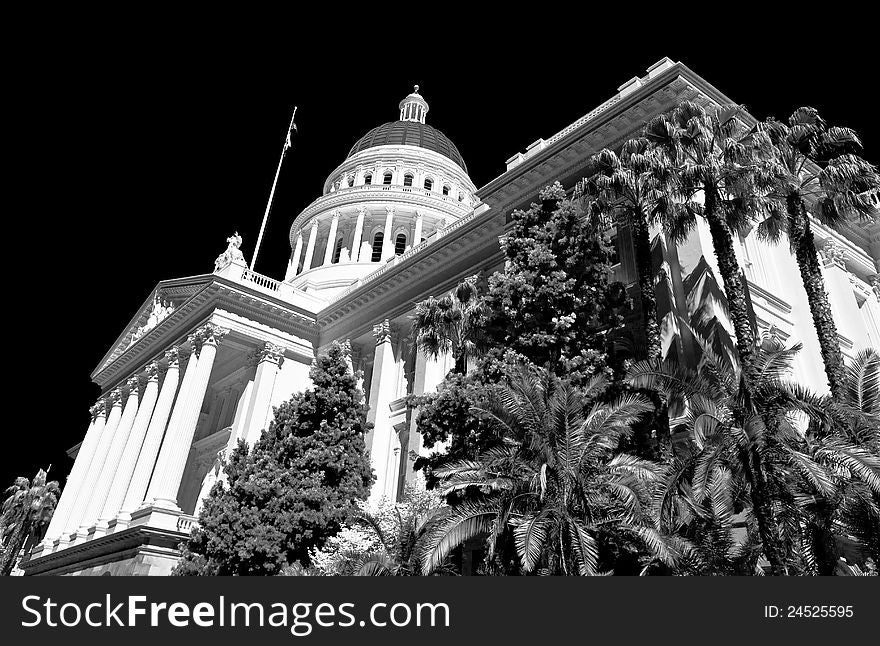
[173,342,374,575]
[485,182,626,384]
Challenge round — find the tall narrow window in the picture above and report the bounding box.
[395,233,407,255]
[364,173,372,185]
[332,237,343,263]
[383,172,393,185]
[403,173,413,187]
[424,178,433,191]
[371,232,384,262]
[442,185,450,196]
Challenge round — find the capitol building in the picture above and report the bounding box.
[24,58,880,575]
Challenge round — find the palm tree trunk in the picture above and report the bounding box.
[0,520,29,576]
[703,191,755,372]
[742,449,786,575]
[787,196,846,398]
[632,213,661,362]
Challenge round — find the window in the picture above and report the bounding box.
[332,237,343,263]
[364,173,372,185]
[395,233,407,255]
[347,176,354,187]
[403,173,413,187]
[424,178,433,191]
[383,172,393,185]
[458,193,464,202]
[371,232,384,262]
[442,185,450,196]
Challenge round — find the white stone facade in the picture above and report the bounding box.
[26,64,879,576]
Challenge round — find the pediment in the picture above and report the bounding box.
[93,276,213,378]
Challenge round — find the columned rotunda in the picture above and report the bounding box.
[25,61,880,576]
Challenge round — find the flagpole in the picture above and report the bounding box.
[252,106,297,272]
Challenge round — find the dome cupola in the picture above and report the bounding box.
[399,85,428,123]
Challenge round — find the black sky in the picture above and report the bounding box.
[6,25,877,488]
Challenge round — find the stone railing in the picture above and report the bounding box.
[241,268,282,292]
[176,515,199,533]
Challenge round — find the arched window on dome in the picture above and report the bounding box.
[424,178,433,191]
[458,193,464,202]
[347,176,354,188]
[403,173,414,187]
[394,233,407,255]
[332,237,344,264]
[371,231,384,262]
[442,185,450,196]
[383,172,393,186]
[363,173,372,186]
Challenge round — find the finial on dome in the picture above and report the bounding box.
[399,85,429,124]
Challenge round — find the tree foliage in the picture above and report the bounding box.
[173,342,374,575]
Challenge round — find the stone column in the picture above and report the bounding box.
[85,376,142,535]
[69,389,123,538]
[819,239,869,351]
[240,342,285,445]
[366,320,398,504]
[381,207,395,261]
[351,207,366,262]
[100,363,161,526]
[43,402,106,546]
[302,219,319,272]
[121,348,181,514]
[148,324,227,510]
[413,210,424,245]
[323,210,341,265]
[286,231,304,280]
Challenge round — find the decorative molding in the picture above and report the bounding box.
[819,238,846,269]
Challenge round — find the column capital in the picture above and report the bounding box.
[125,375,140,395]
[246,341,285,368]
[310,218,319,230]
[144,361,161,382]
[163,346,180,369]
[871,274,880,300]
[357,205,367,216]
[89,401,106,420]
[199,323,229,349]
[373,319,398,346]
[331,209,341,221]
[385,206,395,216]
[106,388,123,408]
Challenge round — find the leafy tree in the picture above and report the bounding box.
[0,469,60,576]
[645,102,763,373]
[173,342,374,575]
[756,108,880,397]
[484,182,626,384]
[417,364,675,575]
[411,277,489,374]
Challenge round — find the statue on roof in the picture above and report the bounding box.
[214,232,247,273]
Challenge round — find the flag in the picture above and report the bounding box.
[284,106,298,151]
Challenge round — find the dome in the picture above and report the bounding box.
[345,86,467,173]
[347,121,467,173]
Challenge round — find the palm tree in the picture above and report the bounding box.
[576,140,674,362]
[756,108,880,398]
[644,102,763,373]
[417,364,678,575]
[411,277,489,374]
[0,469,60,576]
[628,332,832,575]
[789,349,880,571]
